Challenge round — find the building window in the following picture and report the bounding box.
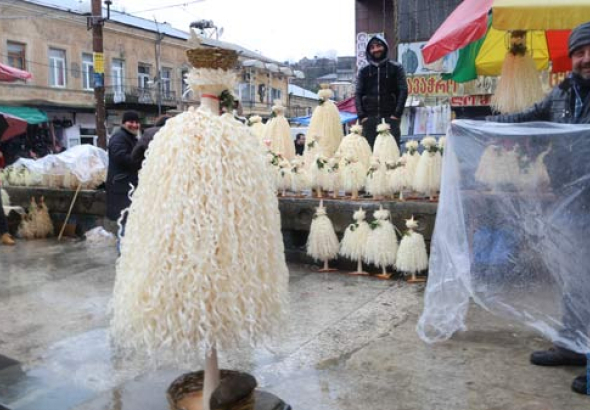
[82,53,94,90]
[138,64,150,89]
[180,68,189,98]
[239,83,255,102]
[49,48,67,87]
[271,88,282,101]
[111,58,125,102]
[161,67,172,99]
[7,41,26,70]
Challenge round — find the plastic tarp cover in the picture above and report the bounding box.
[418,120,590,354]
[12,145,108,183]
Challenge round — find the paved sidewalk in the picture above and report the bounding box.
[0,240,588,410]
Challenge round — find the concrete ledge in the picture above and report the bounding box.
[278,196,438,238]
[4,188,439,265]
[5,186,106,216]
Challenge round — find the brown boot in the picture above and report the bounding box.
[1,233,15,246]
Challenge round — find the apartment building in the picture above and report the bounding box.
[0,0,298,149]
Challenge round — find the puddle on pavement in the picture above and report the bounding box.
[0,327,339,410]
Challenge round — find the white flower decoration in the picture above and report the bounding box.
[318,89,333,101]
[377,122,391,133]
[421,136,437,148]
[374,208,390,220]
[353,208,366,221]
[405,216,419,230]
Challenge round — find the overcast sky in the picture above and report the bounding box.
[116,0,356,62]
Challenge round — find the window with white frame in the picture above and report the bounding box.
[161,67,172,99]
[111,58,125,102]
[49,48,67,87]
[239,83,255,103]
[180,68,189,98]
[7,41,26,70]
[137,64,150,89]
[82,53,94,90]
[271,88,282,101]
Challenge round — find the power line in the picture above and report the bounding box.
[128,0,205,14]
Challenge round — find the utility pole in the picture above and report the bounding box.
[154,19,164,116]
[90,0,110,149]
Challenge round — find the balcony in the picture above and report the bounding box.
[105,86,177,109]
[240,99,273,116]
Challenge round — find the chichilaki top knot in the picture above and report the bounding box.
[186,47,238,70]
[272,100,286,114]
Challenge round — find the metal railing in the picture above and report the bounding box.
[105,86,176,106]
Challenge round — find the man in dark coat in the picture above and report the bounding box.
[489,21,590,395]
[355,34,408,148]
[131,114,171,165]
[106,111,141,223]
[294,133,306,156]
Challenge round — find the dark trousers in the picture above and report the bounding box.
[553,212,590,355]
[363,116,401,149]
[0,191,8,234]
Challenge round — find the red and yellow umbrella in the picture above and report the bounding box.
[422,0,590,82]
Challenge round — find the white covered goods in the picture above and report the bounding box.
[418,120,590,355]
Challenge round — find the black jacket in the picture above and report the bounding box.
[489,76,590,124]
[131,126,162,164]
[106,127,140,221]
[355,35,408,120]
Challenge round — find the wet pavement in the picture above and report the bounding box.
[0,240,588,410]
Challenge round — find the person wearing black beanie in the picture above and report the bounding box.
[106,111,141,230]
[487,21,590,396]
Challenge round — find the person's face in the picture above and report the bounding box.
[369,41,386,60]
[297,135,305,145]
[572,44,590,80]
[123,120,140,135]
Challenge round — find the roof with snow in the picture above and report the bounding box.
[289,84,317,100]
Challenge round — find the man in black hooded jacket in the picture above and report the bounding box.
[355,34,408,149]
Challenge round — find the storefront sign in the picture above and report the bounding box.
[450,95,492,107]
[407,72,571,99]
[548,71,569,88]
[407,76,459,96]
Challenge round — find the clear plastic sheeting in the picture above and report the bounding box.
[8,145,107,189]
[418,120,590,354]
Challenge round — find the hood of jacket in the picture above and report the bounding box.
[366,34,390,66]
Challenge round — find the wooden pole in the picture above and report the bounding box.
[203,347,220,410]
[92,0,107,149]
[58,183,82,241]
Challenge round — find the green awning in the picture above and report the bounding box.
[0,106,48,124]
